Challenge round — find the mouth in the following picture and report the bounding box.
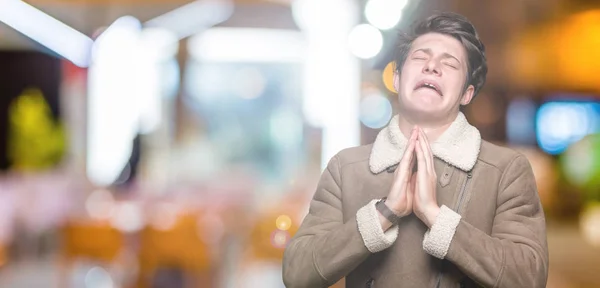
[414,80,443,96]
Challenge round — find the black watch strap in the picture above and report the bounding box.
[376,197,402,225]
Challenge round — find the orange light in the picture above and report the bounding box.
[508,9,600,92]
[275,215,292,231]
[382,61,397,94]
[555,10,600,91]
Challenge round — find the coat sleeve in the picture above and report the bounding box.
[422,155,549,288]
[282,155,400,288]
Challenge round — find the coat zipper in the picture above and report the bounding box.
[455,172,473,213]
[434,171,472,288]
[434,272,442,288]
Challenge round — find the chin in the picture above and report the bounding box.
[403,105,440,120]
[409,99,441,112]
[399,96,443,116]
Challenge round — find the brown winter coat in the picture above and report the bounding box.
[282,113,548,288]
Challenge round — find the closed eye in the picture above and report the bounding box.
[443,62,458,69]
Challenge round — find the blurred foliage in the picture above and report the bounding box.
[7,87,66,171]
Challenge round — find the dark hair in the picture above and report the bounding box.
[393,12,488,97]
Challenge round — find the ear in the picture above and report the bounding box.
[460,85,475,105]
[393,72,400,93]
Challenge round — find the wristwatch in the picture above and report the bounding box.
[376,197,403,225]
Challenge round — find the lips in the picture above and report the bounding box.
[414,79,443,96]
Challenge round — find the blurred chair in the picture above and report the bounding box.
[61,221,124,262]
[59,220,125,287]
[233,210,300,288]
[136,213,214,288]
[247,212,298,262]
[242,196,344,288]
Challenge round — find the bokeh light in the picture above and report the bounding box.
[275,215,292,231]
[359,91,393,129]
[85,189,115,220]
[348,24,383,59]
[555,10,600,92]
[382,61,397,93]
[364,0,407,30]
[580,203,600,248]
[150,203,179,231]
[561,134,600,193]
[4,2,600,287]
[291,0,356,32]
[84,266,114,288]
[270,230,290,249]
[536,101,600,155]
[110,202,144,233]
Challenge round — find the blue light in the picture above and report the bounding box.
[359,93,393,129]
[536,101,600,155]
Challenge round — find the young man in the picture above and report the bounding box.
[282,12,549,288]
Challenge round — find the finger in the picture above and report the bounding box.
[391,129,418,195]
[415,141,431,197]
[419,128,435,174]
[417,128,433,173]
[410,173,418,204]
[415,139,427,177]
[406,176,414,210]
[416,130,432,174]
[398,127,418,175]
[409,152,416,174]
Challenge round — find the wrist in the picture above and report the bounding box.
[425,205,441,228]
[383,199,404,216]
[377,198,403,225]
[377,211,394,232]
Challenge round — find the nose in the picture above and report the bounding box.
[422,59,441,76]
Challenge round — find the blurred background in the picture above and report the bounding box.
[0,0,599,287]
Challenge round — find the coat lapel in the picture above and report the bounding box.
[369,112,481,174]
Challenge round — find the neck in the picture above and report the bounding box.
[396,112,456,142]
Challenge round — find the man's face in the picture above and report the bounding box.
[394,32,474,121]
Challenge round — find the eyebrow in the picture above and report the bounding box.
[413,48,461,64]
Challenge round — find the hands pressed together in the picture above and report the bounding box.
[384,126,440,228]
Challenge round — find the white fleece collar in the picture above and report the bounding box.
[369,112,481,174]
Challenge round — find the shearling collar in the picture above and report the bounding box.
[369,112,481,174]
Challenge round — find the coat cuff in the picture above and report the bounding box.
[356,199,399,253]
[422,205,461,259]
